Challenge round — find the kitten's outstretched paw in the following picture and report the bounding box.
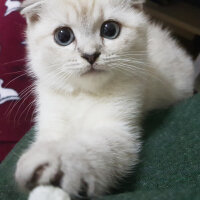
[59,151,105,199]
[15,143,62,190]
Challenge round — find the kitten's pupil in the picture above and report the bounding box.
[58,29,70,43]
[101,21,120,39]
[54,27,75,46]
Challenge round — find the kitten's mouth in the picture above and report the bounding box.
[82,66,104,76]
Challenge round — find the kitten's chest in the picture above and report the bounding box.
[52,95,118,123]
[37,82,143,139]
[40,90,140,126]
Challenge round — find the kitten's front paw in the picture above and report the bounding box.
[28,186,70,200]
[15,142,62,190]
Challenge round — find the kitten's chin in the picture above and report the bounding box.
[81,64,106,76]
[70,69,113,93]
[81,68,105,76]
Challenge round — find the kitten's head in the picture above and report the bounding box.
[21,0,147,93]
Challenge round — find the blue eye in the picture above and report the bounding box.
[54,27,75,46]
[101,21,121,39]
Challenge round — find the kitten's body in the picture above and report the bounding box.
[16,0,194,198]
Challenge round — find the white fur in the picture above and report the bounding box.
[15,0,194,199]
[29,186,70,200]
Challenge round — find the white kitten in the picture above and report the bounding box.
[15,0,194,198]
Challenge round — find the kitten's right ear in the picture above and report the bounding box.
[20,0,45,25]
[129,0,145,11]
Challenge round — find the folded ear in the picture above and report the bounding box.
[129,0,145,11]
[20,0,44,25]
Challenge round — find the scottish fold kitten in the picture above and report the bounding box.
[15,0,194,199]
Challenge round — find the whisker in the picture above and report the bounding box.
[6,84,34,118]
[14,89,33,122]
[109,62,166,87]
[4,73,27,88]
[17,98,35,122]
[107,60,149,74]
[25,99,36,121]
[1,58,26,66]
[2,70,26,76]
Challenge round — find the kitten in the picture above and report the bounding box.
[15,0,194,199]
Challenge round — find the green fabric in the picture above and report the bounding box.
[1,94,200,200]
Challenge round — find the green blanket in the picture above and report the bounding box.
[1,94,200,200]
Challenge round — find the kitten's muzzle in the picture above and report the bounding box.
[81,52,101,65]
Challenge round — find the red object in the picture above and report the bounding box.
[0,0,34,161]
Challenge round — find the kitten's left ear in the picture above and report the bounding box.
[129,0,145,11]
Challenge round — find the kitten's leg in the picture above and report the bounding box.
[15,141,62,190]
[15,127,140,198]
[58,128,140,198]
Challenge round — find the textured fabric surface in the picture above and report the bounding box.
[0,0,34,161]
[0,94,200,200]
